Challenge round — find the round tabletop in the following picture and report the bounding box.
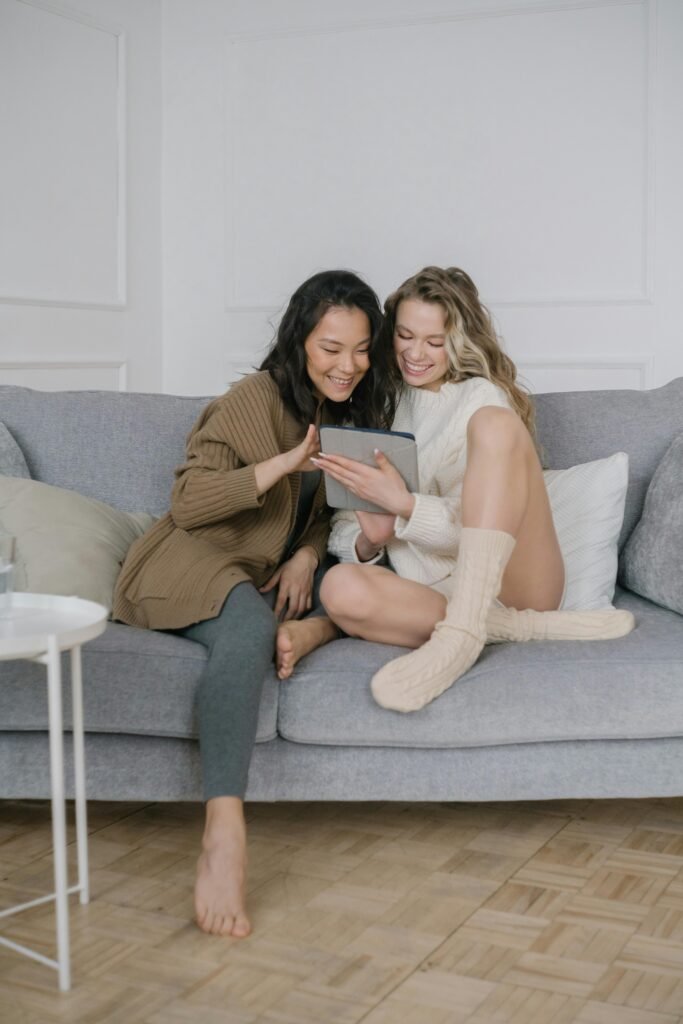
[0,593,109,660]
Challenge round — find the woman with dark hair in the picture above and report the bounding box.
[113,269,395,938]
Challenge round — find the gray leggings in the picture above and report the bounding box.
[177,582,276,800]
[177,567,327,801]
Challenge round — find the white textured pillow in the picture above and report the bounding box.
[544,452,628,610]
[0,476,156,612]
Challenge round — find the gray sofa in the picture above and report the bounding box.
[1,380,683,803]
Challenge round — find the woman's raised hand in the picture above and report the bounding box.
[254,425,319,496]
[285,424,320,474]
[313,449,416,519]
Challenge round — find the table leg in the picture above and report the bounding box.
[47,634,70,992]
[70,645,89,905]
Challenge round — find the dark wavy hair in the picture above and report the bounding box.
[259,270,398,429]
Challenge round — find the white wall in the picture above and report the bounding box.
[162,0,683,396]
[1,0,681,396]
[0,0,162,392]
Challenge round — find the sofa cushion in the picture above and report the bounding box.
[0,421,30,478]
[534,378,683,547]
[277,590,683,749]
[620,432,683,616]
[0,621,278,743]
[0,385,209,515]
[2,378,683,535]
[0,476,155,611]
[545,452,627,609]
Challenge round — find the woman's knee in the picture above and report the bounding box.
[207,591,277,661]
[467,406,527,458]
[320,564,376,623]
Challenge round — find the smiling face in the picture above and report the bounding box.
[393,299,451,392]
[304,306,372,402]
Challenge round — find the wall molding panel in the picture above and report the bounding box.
[159,0,680,394]
[223,0,647,44]
[223,0,654,312]
[0,0,127,309]
[0,360,128,392]
[516,355,655,393]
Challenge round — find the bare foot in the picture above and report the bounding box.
[276,616,338,680]
[195,798,251,938]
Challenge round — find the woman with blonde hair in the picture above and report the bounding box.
[276,266,633,710]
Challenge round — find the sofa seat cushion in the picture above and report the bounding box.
[0,622,278,743]
[277,591,683,749]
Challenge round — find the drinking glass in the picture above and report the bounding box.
[0,534,15,618]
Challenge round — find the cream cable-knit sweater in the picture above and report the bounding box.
[328,376,511,590]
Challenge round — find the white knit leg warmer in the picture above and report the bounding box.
[371,527,516,713]
[485,605,635,643]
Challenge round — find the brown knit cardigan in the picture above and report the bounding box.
[112,372,330,630]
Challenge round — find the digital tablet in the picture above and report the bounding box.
[319,425,419,513]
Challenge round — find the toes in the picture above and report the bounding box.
[199,910,215,934]
[276,634,293,677]
[211,914,228,936]
[232,915,251,938]
[196,906,247,938]
[218,914,236,936]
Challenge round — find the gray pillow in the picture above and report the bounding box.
[0,422,30,478]
[0,476,156,612]
[621,432,683,615]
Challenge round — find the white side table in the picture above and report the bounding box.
[0,593,108,991]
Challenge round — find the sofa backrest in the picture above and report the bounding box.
[535,378,683,546]
[2,377,682,544]
[0,387,209,516]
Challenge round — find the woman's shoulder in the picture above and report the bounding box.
[395,377,511,433]
[449,376,511,412]
[224,370,279,401]
[210,371,281,415]
[191,371,282,438]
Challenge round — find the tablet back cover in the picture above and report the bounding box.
[319,426,419,513]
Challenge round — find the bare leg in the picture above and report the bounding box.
[321,564,448,646]
[462,407,564,610]
[275,568,446,678]
[318,563,632,652]
[371,407,565,712]
[456,408,632,639]
[195,796,251,938]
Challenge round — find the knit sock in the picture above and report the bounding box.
[485,605,635,644]
[371,527,516,713]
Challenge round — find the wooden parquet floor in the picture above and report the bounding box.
[1,798,683,1023]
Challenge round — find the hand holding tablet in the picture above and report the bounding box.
[315,426,419,515]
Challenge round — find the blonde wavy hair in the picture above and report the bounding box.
[384,266,535,436]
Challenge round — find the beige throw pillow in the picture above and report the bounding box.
[0,477,156,611]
